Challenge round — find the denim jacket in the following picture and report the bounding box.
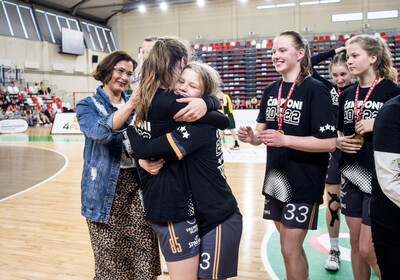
[76,86,133,223]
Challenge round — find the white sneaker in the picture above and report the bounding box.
[324,250,340,271]
[162,264,169,274]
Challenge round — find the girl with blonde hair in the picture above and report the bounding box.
[337,34,399,280]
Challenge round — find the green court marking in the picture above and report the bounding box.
[266,209,379,280]
[0,134,84,142]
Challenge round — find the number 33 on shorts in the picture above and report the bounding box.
[263,196,319,230]
[282,203,319,230]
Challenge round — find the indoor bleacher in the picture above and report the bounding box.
[191,32,400,109]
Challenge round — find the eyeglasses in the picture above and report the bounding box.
[114,66,135,82]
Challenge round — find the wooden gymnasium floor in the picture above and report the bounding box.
[0,126,272,280]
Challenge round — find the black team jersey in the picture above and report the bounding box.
[311,49,351,122]
[128,89,226,223]
[338,79,400,194]
[371,94,400,232]
[257,76,337,204]
[129,122,238,236]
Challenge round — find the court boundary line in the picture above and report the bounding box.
[261,219,279,280]
[0,145,69,203]
[261,206,329,279]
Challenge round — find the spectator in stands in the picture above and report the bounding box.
[38,81,48,95]
[75,50,161,279]
[217,91,240,150]
[5,105,14,118]
[337,34,399,280]
[31,107,51,126]
[33,83,39,93]
[240,98,246,109]
[0,96,5,110]
[250,96,258,109]
[11,105,22,119]
[233,97,240,109]
[311,46,353,272]
[21,107,34,126]
[43,108,54,123]
[0,108,5,120]
[3,92,11,109]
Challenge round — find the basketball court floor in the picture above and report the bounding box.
[0,126,378,279]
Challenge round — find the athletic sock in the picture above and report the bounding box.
[235,140,239,146]
[330,237,339,251]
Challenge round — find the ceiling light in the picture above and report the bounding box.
[256,5,276,9]
[332,12,363,22]
[368,9,398,20]
[320,0,340,3]
[276,3,296,8]
[160,2,168,11]
[138,5,146,13]
[300,1,319,6]
[197,0,205,7]
[257,3,296,9]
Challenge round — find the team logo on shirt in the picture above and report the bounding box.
[343,100,383,124]
[135,120,152,139]
[216,130,226,179]
[330,88,339,106]
[265,96,303,125]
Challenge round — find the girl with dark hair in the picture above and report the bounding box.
[76,50,161,279]
[337,34,399,280]
[238,31,337,279]
[311,46,353,271]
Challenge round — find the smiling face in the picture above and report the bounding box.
[174,68,203,98]
[346,42,377,78]
[330,63,351,88]
[103,60,134,96]
[272,35,303,76]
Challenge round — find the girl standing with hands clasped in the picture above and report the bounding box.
[337,34,399,280]
[311,46,353,271]
[238,31,337,280]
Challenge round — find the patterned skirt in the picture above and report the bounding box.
[87,168,161,280]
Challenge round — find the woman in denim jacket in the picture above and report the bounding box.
[76,51,162,279]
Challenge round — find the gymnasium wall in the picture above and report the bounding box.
[0,35,107,96]
[117,0,400,57]
[1,0,399,97]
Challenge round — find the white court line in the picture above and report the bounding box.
[0,145,69,203]
[223,148,266,163]
[261,206,343,279]
[261,219,279,280]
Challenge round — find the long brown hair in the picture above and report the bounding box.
[346,34,398,83]
[92,51,137,84]
[278,31,312,86]
[134,37,188,126]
